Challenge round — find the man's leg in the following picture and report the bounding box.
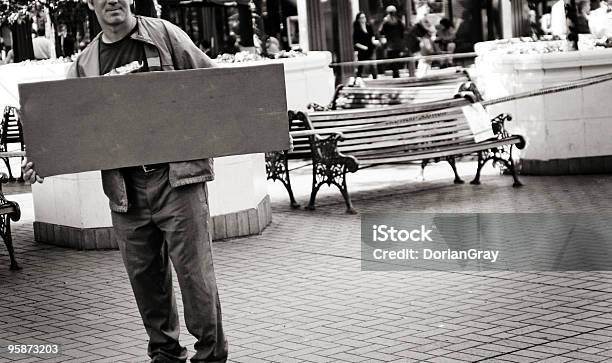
[112,170,188,362]
[369,54,378,79]
[150,177,228,363]
[388,50,401,78]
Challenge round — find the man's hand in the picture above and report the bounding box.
[21,157,44,184]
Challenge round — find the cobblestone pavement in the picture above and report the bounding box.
[1,161,612,362]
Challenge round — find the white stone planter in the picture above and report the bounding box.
[0,51,335,248]
[474,43,612,174]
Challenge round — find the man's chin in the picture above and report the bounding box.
[105,18,125,26]
[103,13,126,25]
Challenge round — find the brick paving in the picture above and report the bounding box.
[0,160,612,362]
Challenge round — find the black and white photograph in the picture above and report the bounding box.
[1,0,612,362]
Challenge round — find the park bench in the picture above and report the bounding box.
[0,171,21,270]
[269,96,525,213]
[326,70,481,110]
[1,106,26,181]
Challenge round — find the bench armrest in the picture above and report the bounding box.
[291,130,344,138]
[309,133,358,173]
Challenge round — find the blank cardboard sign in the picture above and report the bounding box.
[19,63,289,177]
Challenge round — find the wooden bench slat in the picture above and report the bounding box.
[310,98,470,120]
[311,112,465,132]
[336,120,468,139]
[338,123,470,145]
[357,137,522,165]
[363,72,469,87]
[340,95,458,102]
[341,135,475,155]
[349,137,477,158]
[341,95,460,102]
[312,108,464,125]
[0,205,16,214]
[338,129,475,153]
[340,86,461,94]
[364,79,469,87]
[338,96,456,104]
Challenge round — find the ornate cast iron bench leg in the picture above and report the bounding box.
[266,151,300,209]
[471,113,524,187]
[306,134,358,214]
[446,157,465,184]
[1,157,14,181]
[1,210,20,270]
[470,145,523,187]
[0,171,20,269]
[306,163,356,214]
[0,196,21,270]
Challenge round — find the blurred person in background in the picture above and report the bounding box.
[56,23,75,58]
[353,12,379,79]
[587,0,612,38]
[541,6,554,34]
[32,28,55,60]
[265,36,281,57]
[576,1,591,33]
[379,5,405,78]
[529,9,544,38]
[197,39,212,57]
[434,18,456,67]
[221,34,240,55]
[415,19,436,77]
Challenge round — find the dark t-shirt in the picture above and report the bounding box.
[353,24,375,56]
[99,24,159,171]
[380,18,405,51]
[99,25,149,75]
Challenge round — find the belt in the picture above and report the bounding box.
[138,163,168,173]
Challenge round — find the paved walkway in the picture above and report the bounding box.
[1,161,612,362]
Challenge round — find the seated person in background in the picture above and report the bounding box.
[434,18,456,67]
[221,34,241,55]
[197,39,212,57]
[266,36,281,57]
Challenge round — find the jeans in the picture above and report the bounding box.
[387,49,403,78]
[356,51,377,79]
[112,166,228,362]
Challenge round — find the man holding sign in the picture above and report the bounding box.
[23,0,228,361]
